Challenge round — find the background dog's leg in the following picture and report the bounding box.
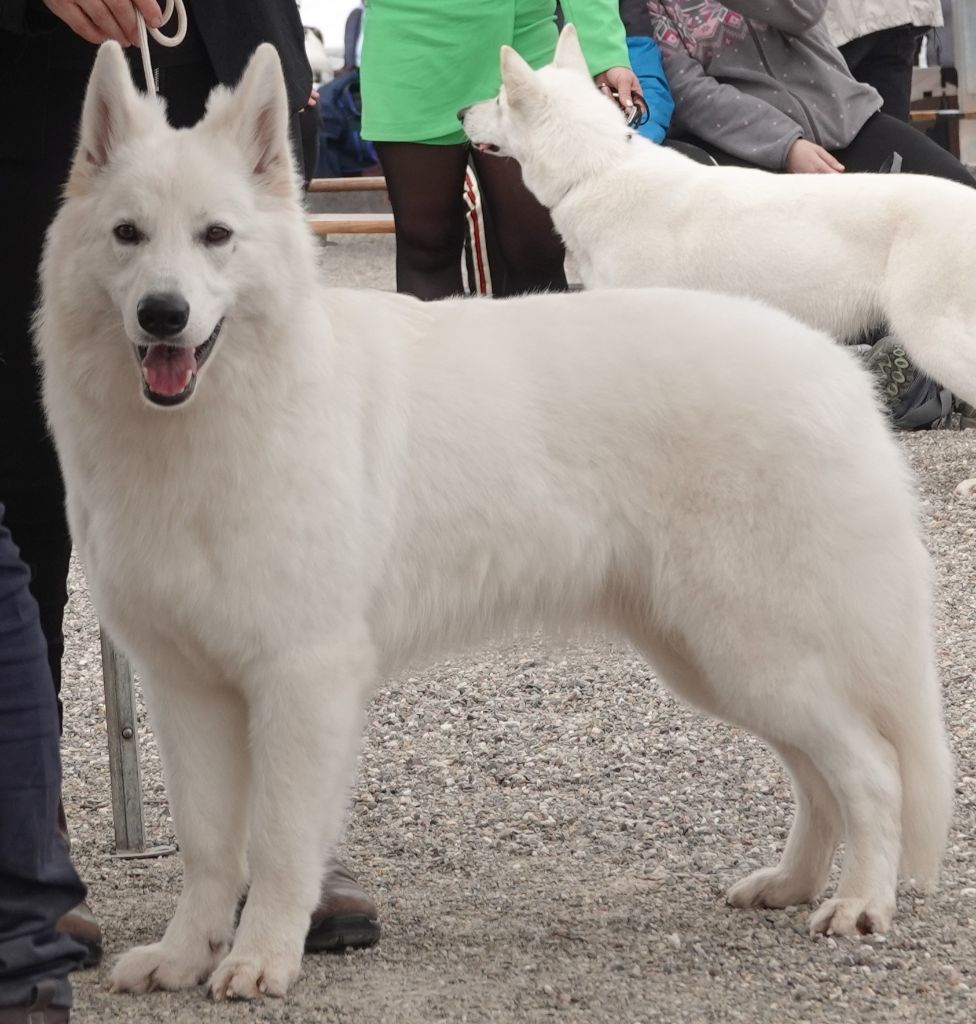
[209,637,374,1001]
[887,307,976,410]
[727,742,840,910]
[111,676,251,992]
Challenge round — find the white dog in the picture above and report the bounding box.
[461,24,976,408]
[36,43,951,1000]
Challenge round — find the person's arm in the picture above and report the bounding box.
[722,0,827,36]
[560,2,641,109]
[560,0,630,77]
[625,35,673,143]
[661,41,803,169]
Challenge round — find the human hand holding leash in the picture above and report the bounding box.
[786,138,845,174]
[43,0,162,46]
[594,66,643,121]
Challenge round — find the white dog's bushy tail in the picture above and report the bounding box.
[889,659,954,887]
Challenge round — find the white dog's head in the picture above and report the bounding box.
[45,41,308,409]
[460,24,632,201]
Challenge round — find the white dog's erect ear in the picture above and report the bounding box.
[500,45,540,107]
[553,23,590,77]
[206,43,294,195]
[67,42,143,194]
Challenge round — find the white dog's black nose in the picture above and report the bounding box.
[457,105,470,123]
[137,293,190,338]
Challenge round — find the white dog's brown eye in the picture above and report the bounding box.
[113,222,140,244]
[204,224,232,245]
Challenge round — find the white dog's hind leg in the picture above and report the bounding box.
[633,633,841,911]
[111,680,250,992]
[727,742,840,909]
[209,637,373,1001]
[794,711,902,938]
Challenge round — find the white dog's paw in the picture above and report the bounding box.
[955,478,976,497]
[110,938,227,993]
[727,866,821,910]
[208,950,301,1001]
[808,896,893,938]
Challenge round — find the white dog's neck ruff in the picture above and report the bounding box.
[545,130,637,209]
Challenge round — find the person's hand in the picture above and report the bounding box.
[594,66,644,119]
[307,87,320,108]
[785,138,845,174]
[42,0,163,46]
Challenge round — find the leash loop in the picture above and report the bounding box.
[136,0,188,98]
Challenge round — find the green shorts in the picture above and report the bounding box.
[360,0,560,145]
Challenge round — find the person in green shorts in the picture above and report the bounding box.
[359,1,640,299]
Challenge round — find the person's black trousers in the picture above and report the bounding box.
[840,24,927,124]
[830,111,975,186]
[0,33,315,733]
[675,111,975,187]
[0,60,89,728]
[0,510,86,1011]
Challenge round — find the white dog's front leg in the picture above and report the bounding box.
[209,639,373,1000]
[111,678,251,993]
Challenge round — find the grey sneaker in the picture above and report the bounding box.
[862,336,970,430]
[864,335,913,412]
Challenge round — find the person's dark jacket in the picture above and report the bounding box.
[0,0,312,157]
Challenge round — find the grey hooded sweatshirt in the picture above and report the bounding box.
[647,1,882,169]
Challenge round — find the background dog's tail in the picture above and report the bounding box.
[887,658,954,888]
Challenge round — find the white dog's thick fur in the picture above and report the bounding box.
[462,25,976,407]
[36,43,952,1001]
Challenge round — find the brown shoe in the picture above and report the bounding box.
[55,901,102,970]
[54,802,102,969]
[0,982,70,1024]
[305,860,381,953]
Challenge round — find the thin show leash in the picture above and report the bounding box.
[136,0,188,97]
[596,79,650,129]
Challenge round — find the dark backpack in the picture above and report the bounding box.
[314,70,377,178]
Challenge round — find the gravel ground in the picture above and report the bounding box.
[58,236,976,1023]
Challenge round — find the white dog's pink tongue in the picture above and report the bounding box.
[141,345,196,396]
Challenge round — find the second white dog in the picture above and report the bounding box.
[462,24,976,407]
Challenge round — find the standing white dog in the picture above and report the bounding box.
[36,42,951,1001]
[461,24,976,408]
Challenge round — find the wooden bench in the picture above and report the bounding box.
[308,212,394,235]
[307,176,394,236]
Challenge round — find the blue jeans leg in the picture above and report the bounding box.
[0,508,86,1010]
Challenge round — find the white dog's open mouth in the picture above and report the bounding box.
[474,142,500,154]
[136,319,223,407]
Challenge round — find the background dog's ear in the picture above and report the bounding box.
[67,42,145,195]
[205,43,295,197]
[500,45,540,107]
[553,23,590,77]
